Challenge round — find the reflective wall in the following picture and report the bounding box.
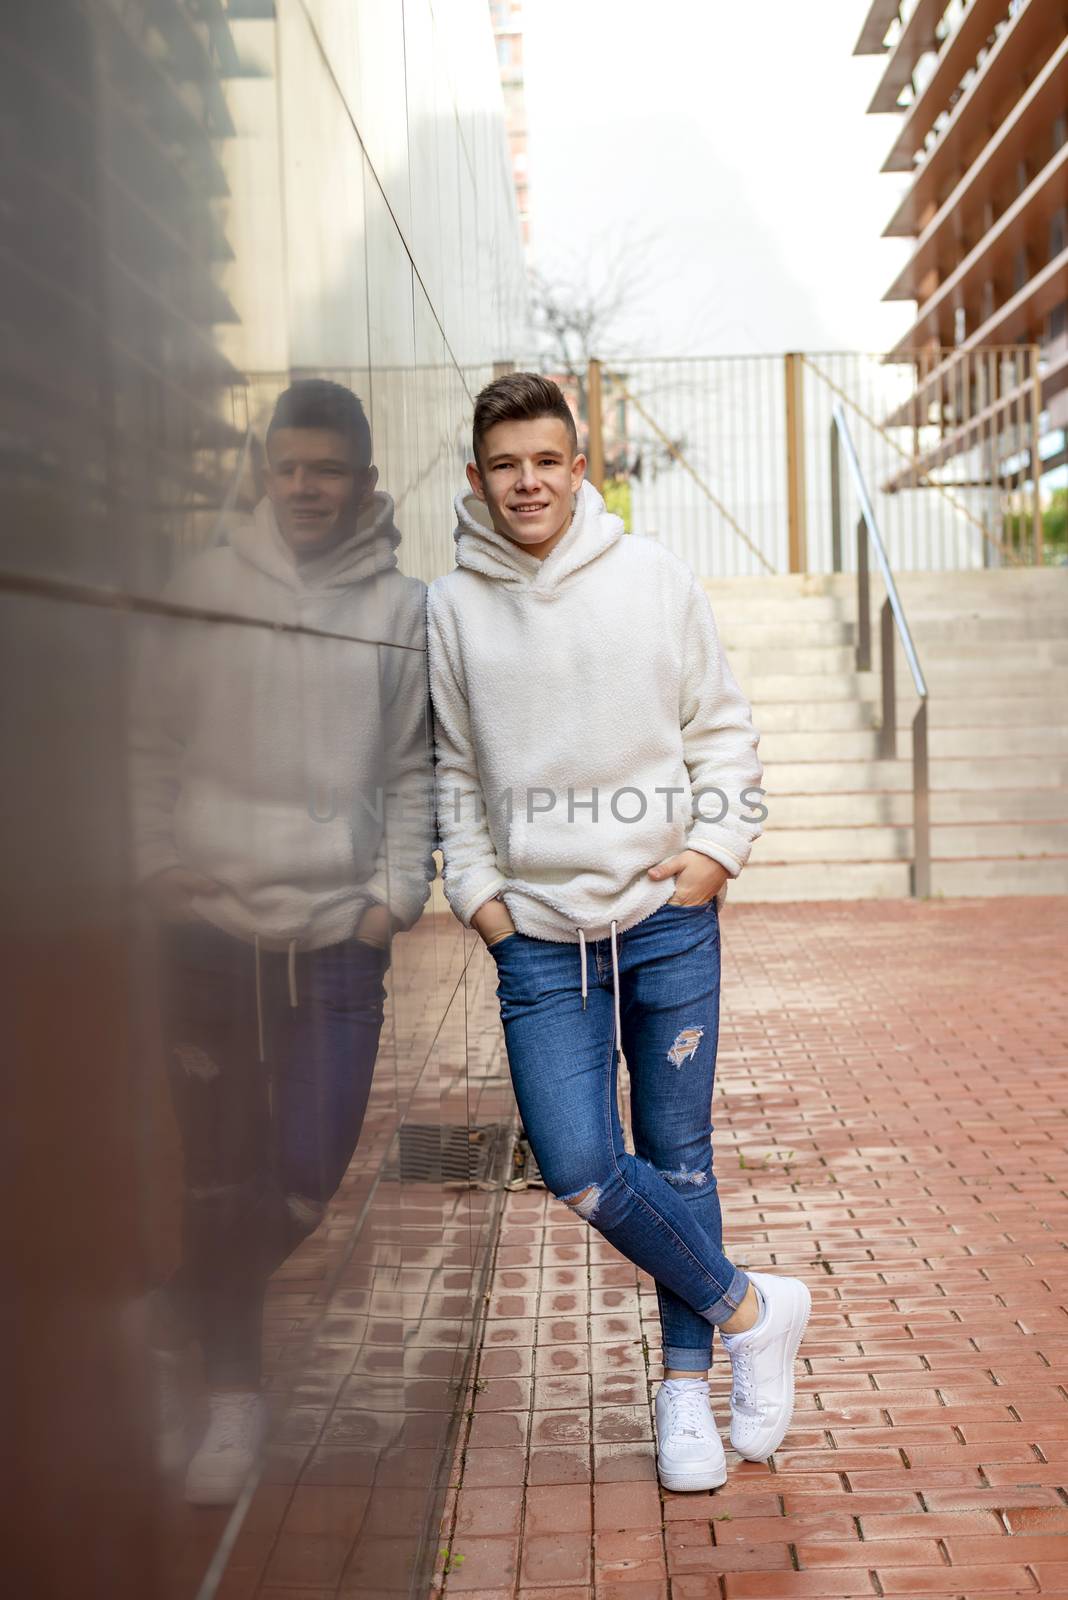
[4,3,525,1595]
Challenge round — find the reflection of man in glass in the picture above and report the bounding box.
[131,380,432,1504]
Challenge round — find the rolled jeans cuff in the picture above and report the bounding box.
[699,1265,751,1327]
[663,1343,714,1372]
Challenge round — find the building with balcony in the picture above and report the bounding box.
[856,0,1068,548]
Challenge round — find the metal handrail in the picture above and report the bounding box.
[830,403,932,897]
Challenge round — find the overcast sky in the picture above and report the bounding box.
[523,0,916,356]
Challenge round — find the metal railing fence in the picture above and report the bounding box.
[570,347,1044,576]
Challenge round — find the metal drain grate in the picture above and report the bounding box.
[505,1131,545,1191]
[385,1122,506,1187]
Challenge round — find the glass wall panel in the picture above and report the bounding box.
[5,1,525,1595]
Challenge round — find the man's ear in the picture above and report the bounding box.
[361,464,379,496]
[466,460,486,501]
[570,453,588,493]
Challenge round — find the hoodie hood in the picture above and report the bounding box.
[230,491,402,591]
[428,507,765,949]
[453,478,624,595]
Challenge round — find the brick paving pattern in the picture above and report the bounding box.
[437,897,1068,1600]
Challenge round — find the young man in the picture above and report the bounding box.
[131,380,433,1503]
[427,373,810,1491]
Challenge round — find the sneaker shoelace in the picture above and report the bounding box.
[664,1385,712,1439]
[208,1395,260,1452]
[156,1358,185,1432]
[729,1344,760,1413]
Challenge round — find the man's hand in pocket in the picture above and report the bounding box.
[472,896,516,947]
[648,850,729,907]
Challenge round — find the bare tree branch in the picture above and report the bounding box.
[524,232,663,374]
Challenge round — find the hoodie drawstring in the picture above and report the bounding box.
[254,934,266,1064]
[609,921,622,1062]
[577,921,623,1062]
[254,936,300,1066]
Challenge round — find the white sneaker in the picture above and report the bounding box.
[184,1391,267,1506]
[152,1345,191,1474]
[132,1289,192,1474]
[720,1271,811,1461]
[654,1378,727,1492]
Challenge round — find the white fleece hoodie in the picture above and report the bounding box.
[427,479,763,946]
[130,494,434,949]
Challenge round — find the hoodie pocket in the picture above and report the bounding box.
[503,770,693,891]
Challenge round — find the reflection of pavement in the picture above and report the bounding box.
[166,911,513,1596]
[437,898,1068,1596]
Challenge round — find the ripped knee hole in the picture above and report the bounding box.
[560,1183,601,1221]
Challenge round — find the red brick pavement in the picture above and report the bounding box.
[437,897,1068,1600]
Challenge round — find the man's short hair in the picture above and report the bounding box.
[266,379,373,471]
[472,372,579,467]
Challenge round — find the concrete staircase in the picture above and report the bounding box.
[701,568,1068,901]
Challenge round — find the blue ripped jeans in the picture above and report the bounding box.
[490,899,749,1371]
[158,921,387,1386]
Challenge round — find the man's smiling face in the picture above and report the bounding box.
[266,427,374,557]
[467,416,586,560]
